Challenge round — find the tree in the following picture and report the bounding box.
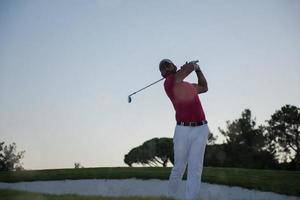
[207,131,217,145]
[0,142,25,171]
[204,144,227,167]
[124,138,173,167]
[217,109,277,169]
[155,138,174,166]
[204,143,277,169]
[74,162,84,169]
[266,105,300,170]
[219,109,267,151]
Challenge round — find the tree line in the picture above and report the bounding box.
[124,104,300,170]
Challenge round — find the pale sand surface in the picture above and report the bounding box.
[0,179,299,200]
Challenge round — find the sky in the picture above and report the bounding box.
[0,0,299,170]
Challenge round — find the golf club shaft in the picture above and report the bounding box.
[129,77,164,96]
[128,60,199,103]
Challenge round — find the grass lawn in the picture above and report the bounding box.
[0,167,299,196]
[0,189,174,200]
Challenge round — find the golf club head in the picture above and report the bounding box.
[128,96,132,103]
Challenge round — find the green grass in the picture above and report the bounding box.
[0,167,299,196]
[203,167,300,196]
[0,167,170,182]
[0,189,174,200]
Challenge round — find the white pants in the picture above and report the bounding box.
[168,124,209,200]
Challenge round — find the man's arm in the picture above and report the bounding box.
[175,63,195,83]
[192,69,208,94]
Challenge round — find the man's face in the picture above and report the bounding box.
[164,62,177,72]
[160,61,177,77]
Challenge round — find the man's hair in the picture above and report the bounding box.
[159,59,173,70]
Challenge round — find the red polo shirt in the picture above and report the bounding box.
[164,74,206,122]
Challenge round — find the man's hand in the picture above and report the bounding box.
[187,60,200,72]
[175,62,193,82]
[175,60,200,83]
[194,63,201,72]
[193,62,208,94]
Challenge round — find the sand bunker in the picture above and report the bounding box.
[0,179,299,200]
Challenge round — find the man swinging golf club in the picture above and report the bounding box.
[159,59,209,200]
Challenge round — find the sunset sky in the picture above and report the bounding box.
[1,0,299,169]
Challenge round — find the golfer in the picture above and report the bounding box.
[159,59,209,200]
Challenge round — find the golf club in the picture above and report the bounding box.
[128,77,164,103]
[127,60,199,103]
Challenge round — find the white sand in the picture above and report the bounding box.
[0,179,299,200]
